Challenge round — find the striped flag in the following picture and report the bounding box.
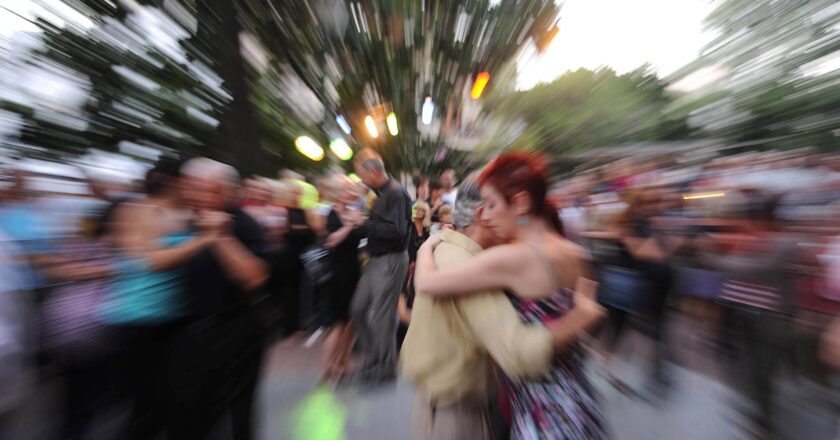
[720,280,781,311]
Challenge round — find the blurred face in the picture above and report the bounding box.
[245,180,270,203]
[416,180,429,201]
[181,175,225,211]
[440,210,453,225]
[430,188,443,202]
[353,162,377,188]
[480,184,518,243]
[441,170,455,189]
[414,207,427,221]
[473,205,502,248]
[338,182,358,206]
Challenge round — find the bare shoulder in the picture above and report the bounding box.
[542,234,583,258]
[563,240,588,261]
[113,201,152,223]
[495,243,537,265]
[545,236,588,284]
[461,243,533,273]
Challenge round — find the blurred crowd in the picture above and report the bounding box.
[0,147,839,439]
[553,149,840,436]
[0,154,378,439]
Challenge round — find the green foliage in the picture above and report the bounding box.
[488,67,688,154]
[675,0,840,152]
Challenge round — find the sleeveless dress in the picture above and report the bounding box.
[323,209,361,325]
[504,245,608,439]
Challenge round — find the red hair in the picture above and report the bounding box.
[479,152,563,233]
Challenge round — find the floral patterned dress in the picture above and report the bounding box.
[505,289,608,439]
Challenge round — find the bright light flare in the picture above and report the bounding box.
[386,112,398,136]
[421,97,434,125]
[336,115,351,134]
[295,136,325,161]
[329,138,353,161]
[364,115,378,138]
[470,71,490,100]
[683,192,726,200]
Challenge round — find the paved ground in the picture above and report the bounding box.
[256,315,840,440]
[257,343,733,440]
[5,314,838,439]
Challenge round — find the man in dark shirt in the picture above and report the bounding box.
[349,149,412,386]
[165,157,269,440]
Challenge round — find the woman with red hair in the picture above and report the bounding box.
[414,152,607,439]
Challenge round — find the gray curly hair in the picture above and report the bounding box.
[452,171,483,230]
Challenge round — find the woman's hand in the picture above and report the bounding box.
[195,210,231,236]
[573,277,605,324]
[546,277,606,350]
[414,235,443,296]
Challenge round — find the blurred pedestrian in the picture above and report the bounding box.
[0,170,52,291]
[0,228,33,439]
[241,177,275,229]
[409,201,431,259]
[429,204,453,235]
[414,153,608,439]
[403,173,603,440]
[102,159,221,438]
[428,178,448,224]
[605,189,675,391]
[349,149,412,386]
[703,193,798,435]
[278,180,315,335]
[414,176,430,205]
[440,168,458,206]
[321,174,363,383]
[397,200,431,350]
[166,157,269,440]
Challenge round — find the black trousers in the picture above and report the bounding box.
[604,261,672,383]
[165,308,265,440]
[61,323,175,440]
[722,304,790,427]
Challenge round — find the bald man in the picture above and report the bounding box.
[349,149,412,386]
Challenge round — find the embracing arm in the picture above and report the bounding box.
[113,204,214,271]
[545,278,606,347]
[413,238,522,297]
[212,236,269,292]
[463,277,604,379]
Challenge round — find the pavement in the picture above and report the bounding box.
[256,342,745,440]
[4,314,838,439]
[255,315,840,440]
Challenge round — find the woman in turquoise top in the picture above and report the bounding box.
[97,231,197,324]
[94,160,224,438]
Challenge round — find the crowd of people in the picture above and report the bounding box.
[552,150,840,437]
[0,146,839,440]
[0,150,411,439]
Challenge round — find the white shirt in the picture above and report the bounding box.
[442,189,458,206]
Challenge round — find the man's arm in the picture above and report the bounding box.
[113,204,215,271]
[212,212,269,292]
[457,292,554,379]
[212,236,269,292]
[458,278,604,380]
